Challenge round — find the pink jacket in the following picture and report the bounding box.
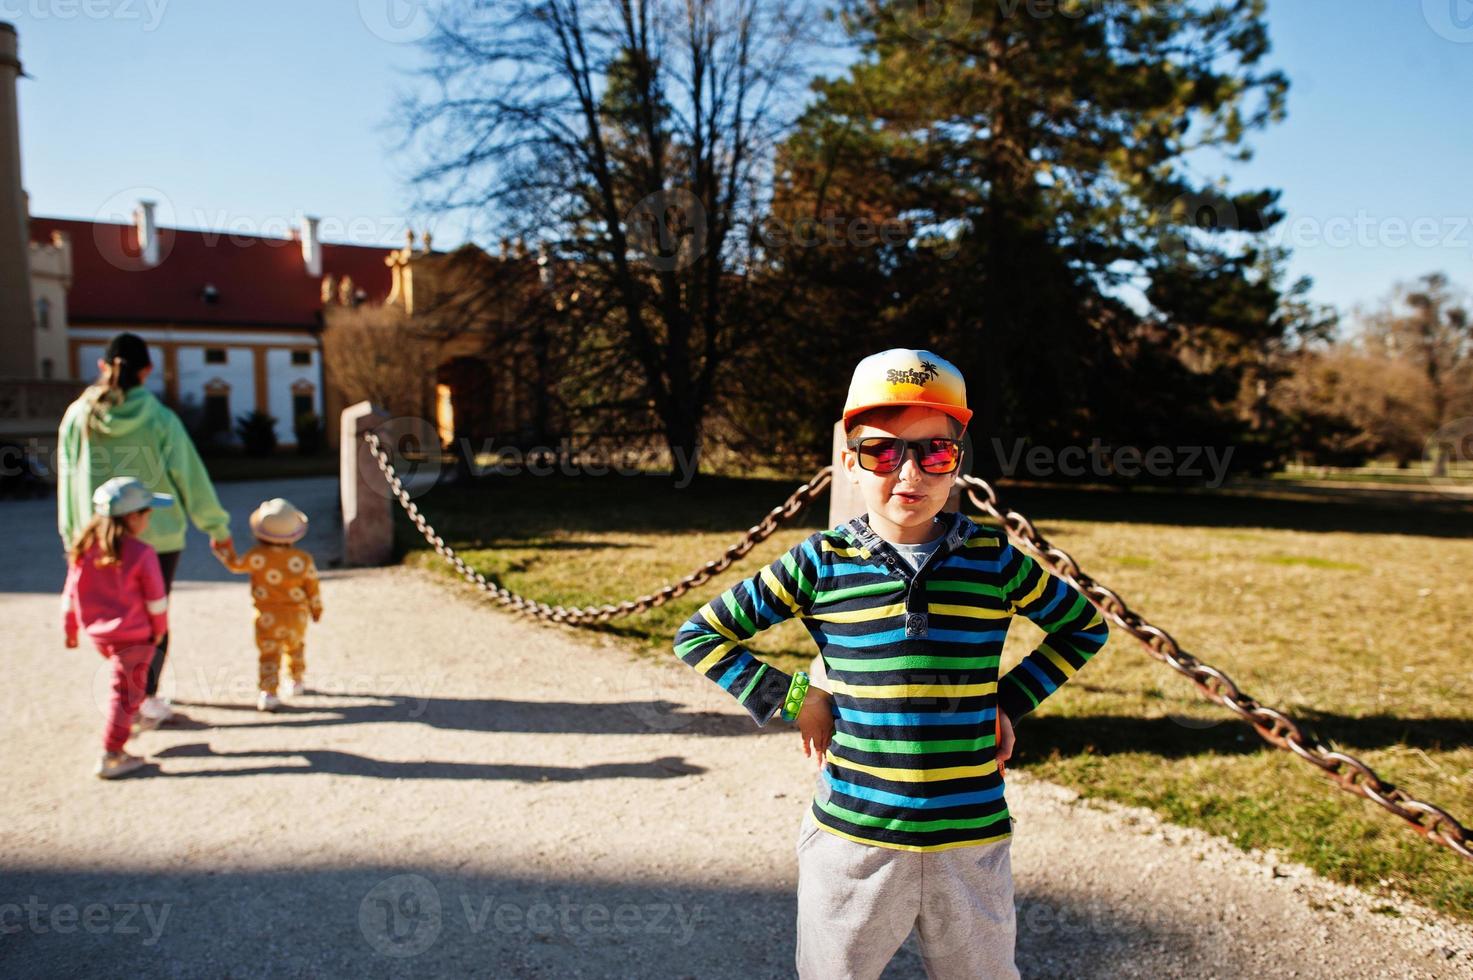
[62,536,169,645]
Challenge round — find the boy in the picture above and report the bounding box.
[673,349,1109,979]
[217,498,323,711]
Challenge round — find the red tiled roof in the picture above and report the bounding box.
[29,217,396,328]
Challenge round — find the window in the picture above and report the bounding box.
[291,350,312,366]
[36,298,51,331]
[40,358,53,379]
[204,348,227,364]
[204,392,230,435]
[293,393,314,420]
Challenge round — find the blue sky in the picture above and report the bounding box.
[13,0,1473,323]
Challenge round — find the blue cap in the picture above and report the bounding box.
[92,476,174,517]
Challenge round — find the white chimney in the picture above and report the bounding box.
[134,199,159,266]
[301,215,322,276]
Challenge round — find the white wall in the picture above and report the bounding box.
[266,346,320,443]
[175,345,255,442]
[71,328,320,446]
[33,293,70,379]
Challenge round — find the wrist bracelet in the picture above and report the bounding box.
[780,671,810,722]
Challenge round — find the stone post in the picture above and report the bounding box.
[828,421,863,528]
[341,401,392,566]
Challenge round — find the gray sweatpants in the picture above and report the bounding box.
[795,809,1020,980]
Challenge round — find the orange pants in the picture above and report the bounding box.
[254,603,311,694]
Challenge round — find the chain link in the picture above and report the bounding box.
[957,473,1473,864]
[362,429,832,626]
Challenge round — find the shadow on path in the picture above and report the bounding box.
[151,742,706,782]
[0,866,1191,979]
[179,691,779,738]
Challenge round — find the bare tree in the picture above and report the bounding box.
[1360,273,1473,474]
[1272,346,1426,465]
[399,0,818,476]
[323,304,440,421]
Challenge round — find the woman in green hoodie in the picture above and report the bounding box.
[57,333,234,724]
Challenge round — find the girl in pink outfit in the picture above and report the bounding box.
[62,476,174,779]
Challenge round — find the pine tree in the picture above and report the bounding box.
[767,0,1314,475]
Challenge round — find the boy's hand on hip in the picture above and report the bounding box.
[798,687,835,769]
[996,709,1015,766]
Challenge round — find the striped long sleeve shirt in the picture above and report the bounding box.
[673,511,1109,852]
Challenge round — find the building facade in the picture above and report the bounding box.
[2,17,548,470]
[28,212,395,447]
[28,226,71,380]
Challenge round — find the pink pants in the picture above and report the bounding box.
[95,640,155,753]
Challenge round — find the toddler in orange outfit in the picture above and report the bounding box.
[217,498,323,711]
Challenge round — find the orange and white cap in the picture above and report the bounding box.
[841,349,972,429]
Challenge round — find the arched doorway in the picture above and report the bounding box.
[434,356,494,451]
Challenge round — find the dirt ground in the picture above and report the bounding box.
[2,477,1470,979]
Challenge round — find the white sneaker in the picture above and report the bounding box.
[139,696,173,722]
[288,680,307,698]
[257,692,281,712]
[95,751,146,780]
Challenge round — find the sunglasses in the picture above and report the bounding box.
[848,436,963,475]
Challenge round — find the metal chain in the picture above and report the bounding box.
[359,429,1469,863]
[957,473,1473,864]
[361,429,832,626]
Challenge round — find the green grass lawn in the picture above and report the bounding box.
[396,472,1473,919]
[1271,463,1473,486]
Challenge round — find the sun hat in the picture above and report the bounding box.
[249,498,309,544]
[842,349,973,429]
[93,476,173,517]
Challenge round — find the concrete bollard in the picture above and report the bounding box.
[827,420,962,528]
[828,421,864,528]
[341,401,393,566]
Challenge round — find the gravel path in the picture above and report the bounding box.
[2,478,1470,978]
